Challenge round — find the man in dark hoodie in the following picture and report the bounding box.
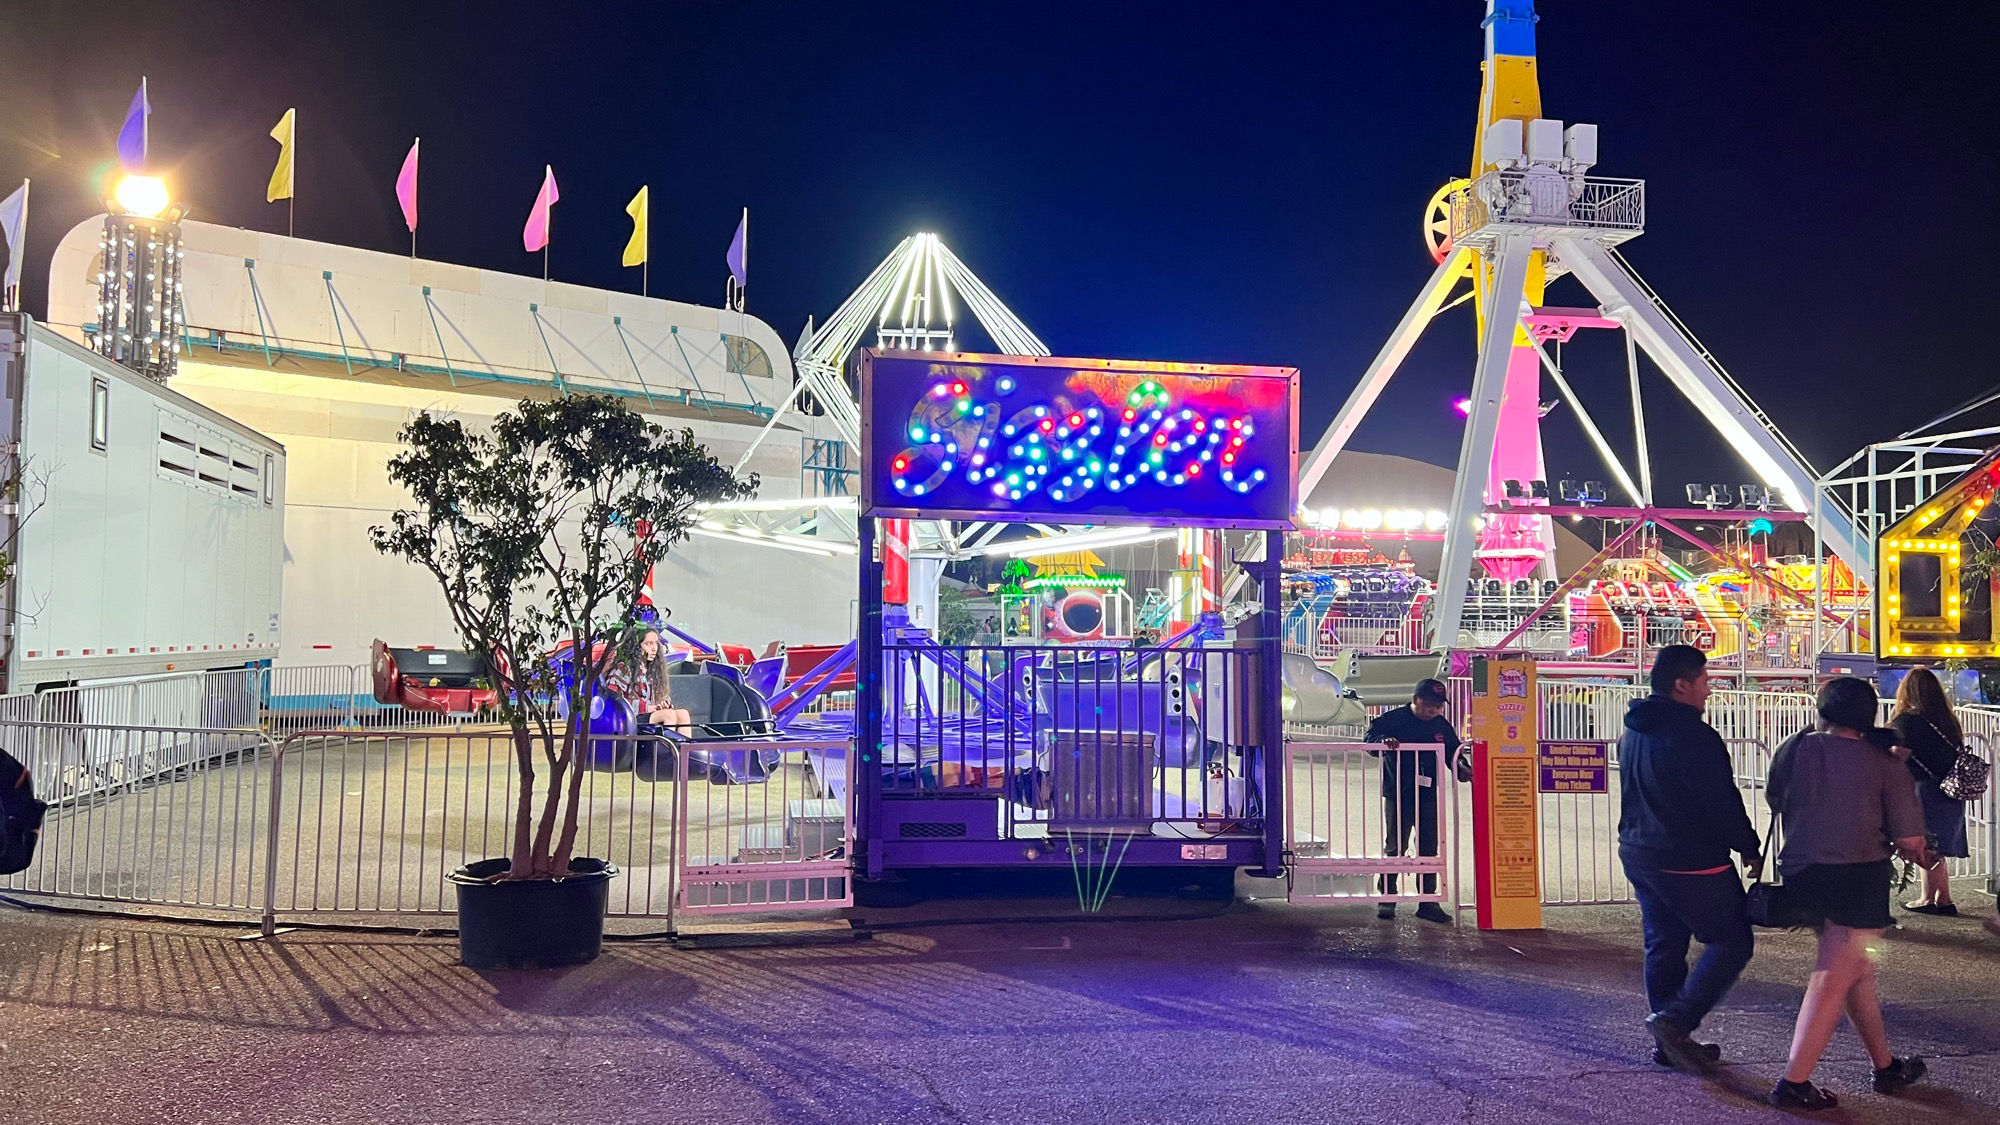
[1618,645,1761,1074]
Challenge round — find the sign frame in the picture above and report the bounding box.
[1537,740,1610,794]
[858,349,1300,530]
[1470,655,1542,931]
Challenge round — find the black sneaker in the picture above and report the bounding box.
[1904,902,1959,917]
[1769,1080,1838,1110]
[1652,1042,1721,1068]
[1415,902,1452,924]
[1376,903,1396,920]
[1645,1013,1714,1074]
[1873,1055,1927,1094]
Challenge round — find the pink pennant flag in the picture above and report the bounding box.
[396,138,419,232]
[523,165,559,252]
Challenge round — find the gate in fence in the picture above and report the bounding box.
[1285,741,1454,908]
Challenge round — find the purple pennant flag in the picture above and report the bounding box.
[117,79,150,170]
[725,209,746,287]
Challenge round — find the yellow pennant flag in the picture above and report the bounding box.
[622,185,648,267]
[266,108,296,203]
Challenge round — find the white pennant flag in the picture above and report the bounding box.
[0,180,27,306]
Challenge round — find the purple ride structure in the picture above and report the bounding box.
[854,349,1298,877]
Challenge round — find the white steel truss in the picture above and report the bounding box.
[1304,180,1867,649]
[724,233,1048,558]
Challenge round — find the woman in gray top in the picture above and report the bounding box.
[1764,676,1932,1110]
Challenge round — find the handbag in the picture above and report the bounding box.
[1752,756,1816,924]
[1744,853,1806,930]
[1918,719,1991,802]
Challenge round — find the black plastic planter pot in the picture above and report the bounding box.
[449,858,617,970]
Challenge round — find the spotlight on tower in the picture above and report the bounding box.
[112,174,171,220]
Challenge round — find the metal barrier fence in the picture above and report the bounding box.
[6,678,1992,926]
[264,730,678,924]
[878,643,1266,834]
[29,667,261,731]
[1283,611,1425,659]
[1945,715,2000,895]
[260,664,475,733]
[1286,741,1453,906]
[4,663,464,739]
[0,719,272,914]
[680,737,852,914]
[2,717,856,928]
[261,729,853,927]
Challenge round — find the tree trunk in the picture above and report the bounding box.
[508,723,538,877]
[526,751,568,879]
[550,726,590,870]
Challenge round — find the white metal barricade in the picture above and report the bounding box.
[262,664,480,733]
[1950,718,2000,896]
[1284,740,1454,907]
[261,664,362,732]
[0,719,272,915]
[1288,610,1426,659]
[262,729,691,927]
[677,738,853,914]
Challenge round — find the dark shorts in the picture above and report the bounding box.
[1784,860,1894,930]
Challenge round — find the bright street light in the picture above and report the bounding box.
[113,174,170,219]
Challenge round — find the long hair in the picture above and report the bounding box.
[645,642,671,704]
[618,626,671,703]
[1893,665,1963,745]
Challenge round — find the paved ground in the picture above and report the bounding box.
[3,876,1997,1125]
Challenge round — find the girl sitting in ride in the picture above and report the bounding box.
[603,628,694,734]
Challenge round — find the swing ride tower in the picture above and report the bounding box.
[1298,0,1865,651]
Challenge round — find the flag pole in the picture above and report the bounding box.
[16,178,27,312]
[289,111,296,238]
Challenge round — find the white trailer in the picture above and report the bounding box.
[0,312,286,695]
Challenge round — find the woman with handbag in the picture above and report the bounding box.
[1765,676,1933,1110]
[1890,667,1969,915]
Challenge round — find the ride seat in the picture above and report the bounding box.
[744,653,786,701]
[662,671,776,740]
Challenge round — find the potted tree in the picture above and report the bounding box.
[371,394,752,968]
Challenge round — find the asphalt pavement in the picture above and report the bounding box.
[2,876,1997,1125]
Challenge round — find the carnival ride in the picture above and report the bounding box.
[557,0,1924,892]
[369,640,501,715]
[1819,419,2000,670]
[1282,0,1869,681]
[998,549,1136,644]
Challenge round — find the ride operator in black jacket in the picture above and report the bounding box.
[1365,677,1465,925]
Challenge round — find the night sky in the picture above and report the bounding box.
[4,1,1996,490]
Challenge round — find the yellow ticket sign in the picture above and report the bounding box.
[1471,656,1542,930]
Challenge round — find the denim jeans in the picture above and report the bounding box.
[1621,852,1755,1032]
